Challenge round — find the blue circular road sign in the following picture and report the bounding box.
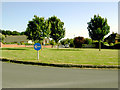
[34,43,41,51]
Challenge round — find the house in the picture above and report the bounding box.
[3,35,50,45]
[43,38,50,45]
[3,35,33,44]
[104,33,120,44]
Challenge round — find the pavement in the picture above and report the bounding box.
[2,62,118,88]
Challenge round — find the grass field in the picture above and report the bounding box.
[1,47,118,65]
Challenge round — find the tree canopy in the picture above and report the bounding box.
[25,15,51,43]
[87,15,110,41]
[48,16,65,44]
[87,14,110,51]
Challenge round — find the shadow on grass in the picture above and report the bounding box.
[1,48,27,50]
[49,48,83,51]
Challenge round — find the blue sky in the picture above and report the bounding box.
[2,2,118,39]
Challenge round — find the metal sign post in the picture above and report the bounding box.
[34,43,41,60]
[37,51,39,60]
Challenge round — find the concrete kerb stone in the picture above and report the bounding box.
[0,58,119,69]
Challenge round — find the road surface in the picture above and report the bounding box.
[2,62,118,88]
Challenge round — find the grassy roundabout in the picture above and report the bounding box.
[1,47,118,66]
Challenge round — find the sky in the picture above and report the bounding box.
[1,1,118,39]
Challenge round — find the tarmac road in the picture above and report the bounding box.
[2,62,118,88]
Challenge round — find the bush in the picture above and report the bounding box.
[74,36,85,48]
[4,42,17,44]
[69,39,74,47]
[17,43,21,45]
[84,38,92,44]
[93,41,104,48]
[109,43,114,46]
[20,42,25,45]
[24,43,34,45]
[50,40,56,45]
[60,38,69,46]
[60,38,74,48]
[113,43,120,49]
[103,42,109,46]
[45,43,50,45]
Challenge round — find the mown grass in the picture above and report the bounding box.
[1,47,118,65]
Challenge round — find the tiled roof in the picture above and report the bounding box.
[4,35,29,43]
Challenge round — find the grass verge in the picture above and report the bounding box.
[1,47,118,66]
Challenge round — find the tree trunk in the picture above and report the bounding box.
[52,45,54,48]
[57,44,59,49]
[99,40,101,51]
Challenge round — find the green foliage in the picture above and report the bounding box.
[1,29,21,35]
[73,36,85,48]
[45,43,50,45]
[103,42,109,46]
[84,38,92,44]
[24,43,34,45]
[87,14,110,41]
[87,14,110,51]
[25,15,51,42]
[60,38,74,47]
[48,16,65,44]
[60,38,69,46]
[0,33,5,42]
[109,43,114,46]
[50,39,56,45]
[69,39,74,47]
[20,31,25,35]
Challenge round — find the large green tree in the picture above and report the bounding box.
[48,16,65,48]
[25,15,51,47]
[87,14,110,51]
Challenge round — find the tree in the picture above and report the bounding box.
[0,33,5,42]
[25,15,51,49]
[69,39,74,47]
[84,38,92,44]
[1,30,6,35]
[12,31,20,35]
[87,14,110,51]
[5,30,12,35]
[50,39,56,48]
[20,31,25,35]
[60,38,69,46]
[73,36,85,48]
[48,16,65,48]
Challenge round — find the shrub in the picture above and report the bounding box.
[73,36,85,48]
[69,39,74,47]
[45,43,50,45]
[24,43,34,45]
[110,43,114,46]
[20,42,25,45]
[103,42,109,46]
[113,43,120,49]
[50,40,56,45]
[84,38,92,44]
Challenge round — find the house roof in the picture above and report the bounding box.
[105,33,120,41]
[4,35,29,43]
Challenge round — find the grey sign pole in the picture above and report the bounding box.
[37,51,39,60]
[34,43,41,61]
